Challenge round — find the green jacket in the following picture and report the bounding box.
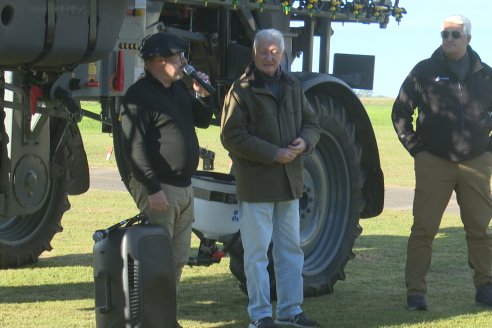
[221,64,320,202]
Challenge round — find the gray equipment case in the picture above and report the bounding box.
[93,214,177,327]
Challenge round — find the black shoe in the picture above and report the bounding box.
[407,295,427,311]
[275,312,318,327]
[249,317,277,328]
[476,283,492,307]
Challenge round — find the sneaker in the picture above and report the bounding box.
[275,312,318,327]
[407,295,427,311]
[475,283,492,307]
[249,316,277,328]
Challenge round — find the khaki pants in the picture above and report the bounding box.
[129,177,194,289]
[406,151,492,296]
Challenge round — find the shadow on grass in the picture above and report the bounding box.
[307,226,490,328]
[178,272,250,326]
[38,253,93,268]
[177,225,490,327]
[1,226,489,327]
[0,282,94,303]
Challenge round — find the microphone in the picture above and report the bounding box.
[183,64,216,95]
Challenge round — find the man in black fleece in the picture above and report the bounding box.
[121,32,213,292]
[392,14,492,311]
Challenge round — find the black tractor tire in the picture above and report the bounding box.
[0,120,72,269]
[228,90,366,298]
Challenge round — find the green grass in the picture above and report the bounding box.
[1,191,490,327]
[1,98,490,327]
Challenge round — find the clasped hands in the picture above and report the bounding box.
[274,137,307,164]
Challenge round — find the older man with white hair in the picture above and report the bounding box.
[392,14,492,311]
[221,28,320,328]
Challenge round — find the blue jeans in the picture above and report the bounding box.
[239,200,304,321]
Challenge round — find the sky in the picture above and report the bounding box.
[292,0,492,97]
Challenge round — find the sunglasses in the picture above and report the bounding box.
[441,30,463,39]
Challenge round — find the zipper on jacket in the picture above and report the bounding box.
[277,99,284,148]
[263,86,284,148]
[458,82,465,154]
[253,83,285,148]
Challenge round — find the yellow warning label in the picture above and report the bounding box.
[88,63,97,75]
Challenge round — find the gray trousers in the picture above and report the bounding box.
[129,177,194,289]
[406,151,492,296]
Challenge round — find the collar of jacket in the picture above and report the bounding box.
[432,45,484,75]
[242,62,295,89]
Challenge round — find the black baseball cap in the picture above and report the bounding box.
[139,32,188,59]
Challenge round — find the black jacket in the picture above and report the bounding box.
[392,46,492,162]
[121,72,213,194]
